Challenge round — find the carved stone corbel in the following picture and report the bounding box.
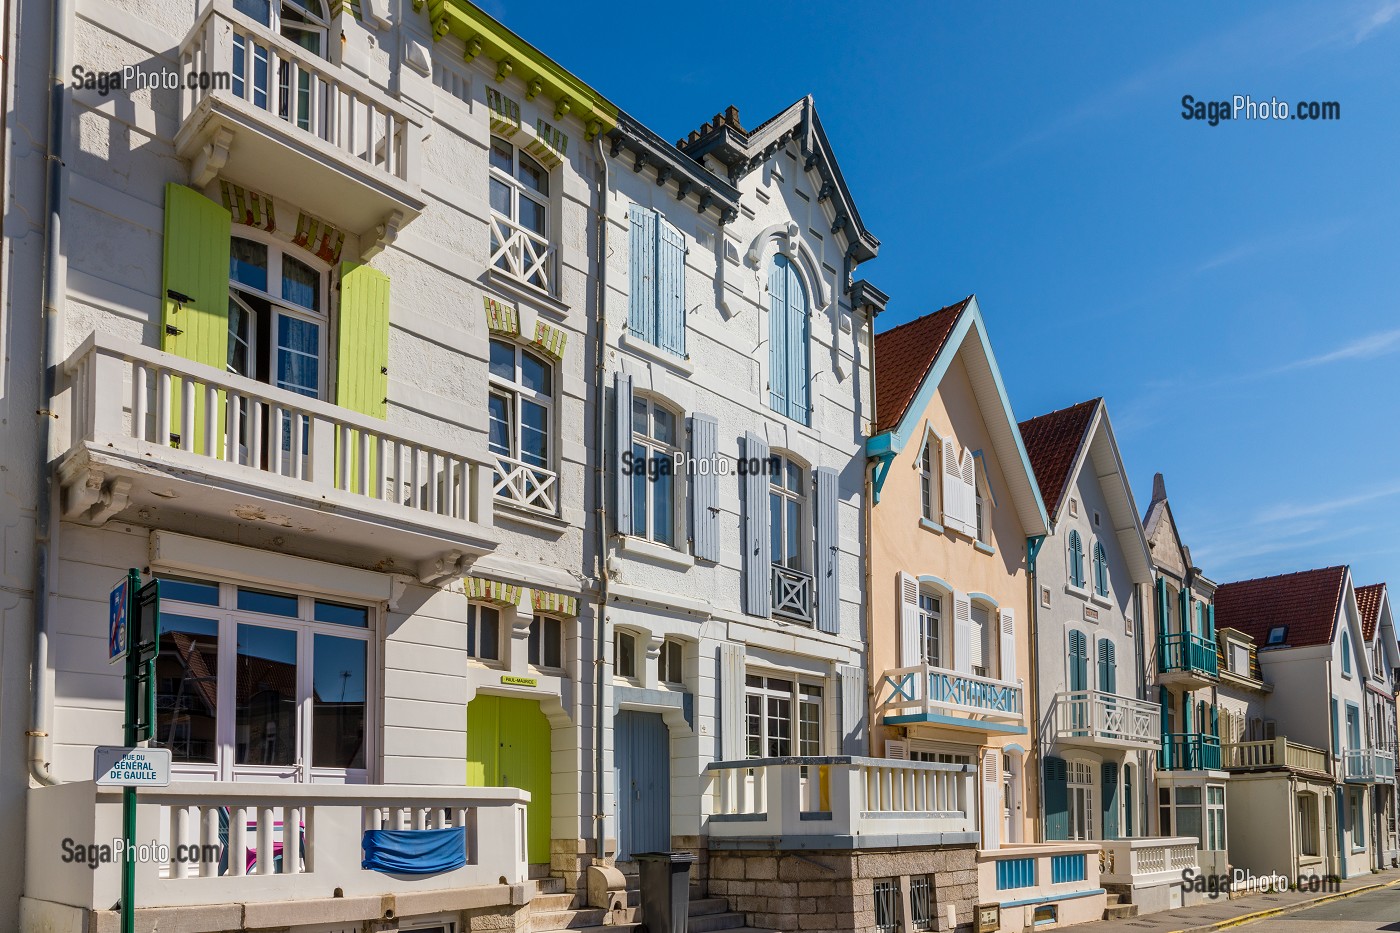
[190,128,234,188]
[362,210,405,261]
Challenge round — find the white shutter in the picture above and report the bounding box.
[719,642,747,760]
[981,749,1001,849]
[953,592,972,673]
[838,664,866,755]
[999,609,1017,683]
[959,449,978,534]
[969,604,986,670]
[884,740,909,760]
[942,439,963,532]
[899,571,922,666]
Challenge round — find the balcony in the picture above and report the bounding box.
[24,781,528,924]
[490,213,558,297]
[1344,748,1397,784]
[1099,836,1201,889]
[1052,690,1161,749]
[176,1,425,241]
[1156,631,1219,686]
[706,756,977,846]
[1161,732,1222,771]
[771,564,814,624]
[493,453,559,515]
[57,334,495,578]
[876,663,1024,731]
[1223,737,1331,777]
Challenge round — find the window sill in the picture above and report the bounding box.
[1090,593,1113,609]
[487,268,569,318]
[620,333,695,376]
[619,535,695,570]
[528,665,568,678]
[974,540,996,556]
[1065,584,1090,600]
[495,501,569,535]
[919,517,945,535]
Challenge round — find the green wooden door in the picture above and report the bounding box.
[467,695,551,864]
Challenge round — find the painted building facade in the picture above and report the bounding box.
[1356,583,1400,868]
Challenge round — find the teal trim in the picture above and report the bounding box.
[869,450,895,504]
[918,574,955,593]
[876,300,1049,533]
[919,517,946,534]
[883,712,1028,734]
[1051,853,1087,884]
[1004,743,1026,754]
[968,592,999,608]
[1027,535,1045,574]
[974,541,997,556]
[996,857,1036,890]
[998,889,1106,909]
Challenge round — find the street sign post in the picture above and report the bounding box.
[94,746,171,787]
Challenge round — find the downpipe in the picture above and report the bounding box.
[591,134,610,863]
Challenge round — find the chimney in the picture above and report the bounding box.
[724,105,741,129]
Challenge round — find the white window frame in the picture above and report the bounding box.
[1205,784,1227,851]
[1067,759,1095,841]
[918,427,940,522]
[228,233,330,401]
[527,615,564,672]
[466,602,502,664]
[658,637,685,686]
[487,338,556,512]
[488,135,552,291]
[918,587,944,668]
[768,452,808,572]
[628,395,682,548]
[614,629,639,682]
[744,672,823,758]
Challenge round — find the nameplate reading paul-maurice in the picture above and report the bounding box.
[501,675,539,688]
[93,746,172,787]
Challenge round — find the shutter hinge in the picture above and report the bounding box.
[165,324,183,337]
[381,366,388,375]
[166,289,194,311]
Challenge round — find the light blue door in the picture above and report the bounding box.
[616,710,671,860]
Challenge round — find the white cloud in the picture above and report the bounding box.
[1253,481,1400,524]
[1354,0,1400,43]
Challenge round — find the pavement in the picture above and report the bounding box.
[1074,867,1400,933]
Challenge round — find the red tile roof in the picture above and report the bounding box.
[1214,566,1348,649]
[872,298,971,433]
[1356,583,1386,641]
[1018,399,1100,517]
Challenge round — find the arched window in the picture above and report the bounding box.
[488,338,556,513]
[1342,630,1352,676]
[1067,530,1085,589]
[1092,541,1109,597]
[767,254,810,425]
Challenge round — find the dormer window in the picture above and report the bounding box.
[1266,626,1287,646]
[1228,641,1250,676]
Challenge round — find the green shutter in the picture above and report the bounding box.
[161,183,231,448]
[336,261,390,492]
[1043,756,1068,840]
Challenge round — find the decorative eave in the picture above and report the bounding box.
[678,96,879,263]
[849,279,889,317]
[418,0,618,141]
[607,112,740,223]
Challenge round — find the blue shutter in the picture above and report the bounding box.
[1098,639,1117,695]
[1159,686,1171,769]
[767,259,788,415]
[1101,762,1120,840]
[1068,531,1083,588]
[814,466,840,633]
[655,216,686,357]
[1206,602,1215,640]
[742,432,771,617]
[613,372,634,536]
[1043,756,1068,840]
[689,413,720,562]
[785,260,810,425]
[628,205,657,344]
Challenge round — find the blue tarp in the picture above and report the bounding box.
[361,827,467,874]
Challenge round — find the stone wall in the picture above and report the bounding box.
[708,845,978,933]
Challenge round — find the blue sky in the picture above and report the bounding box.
[496,0,1400,588]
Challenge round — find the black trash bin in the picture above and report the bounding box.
[634,851,695,933]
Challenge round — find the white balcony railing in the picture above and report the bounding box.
[59,335,493,550]
[181,2,417,185]
[1345,748,1397,783]
[876,663,1023,724]
[771,564,814,624]
[1224,737,1330,776]
[490,213,557,295]
[25,781,528,912]
[492,453,558,514]
[1099,837,1201,888]
[706,757,977,842]
[1053,690,1160,748]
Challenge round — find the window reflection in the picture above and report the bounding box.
[236,625,298,766]
[153,615,220,763]
[312,635,366,769]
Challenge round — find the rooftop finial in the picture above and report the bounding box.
[1151,472,1167,504]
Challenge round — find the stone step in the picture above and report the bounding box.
[1103,903,1138,921]
[532,907,639,932]
[532,892,582,913]
[1105,893,1121,906]
[689,897,731,917]
[688,911,751,933]
[536,877,569,896]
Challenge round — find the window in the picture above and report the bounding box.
[1350,790,1364,849]
[919,431,939,521]
[230,0,330,131]
[467,603,501,662]
[630,397,678,547]
[769,455,806,571]
[1067,760,1094,841]
[615,631,637,680]
[1092,541,1109,597]
[659,638,684,685]
[488,338,556,512]
[872,879,899,933]
[627,205,686,356]
[1205,785,1226,851]
[1266,625,1287,646]
[152,576,370,780]
[1174,786,1203,847]
[919,591,942,666]
[1298,793,1319,857]
[1158,787,1172,835]
[227,237,327,401]
[909,875,934,932]
[744,674,822,757]
[527,616,562,669]
[970,604,992,678]
[766,254,810,425]
[975,484,987,543]
[911,749,973,765]
[1228,642,1250,676]
[1342,630,1352,676]
[488,136,551,290]
[1067,530,1085,589]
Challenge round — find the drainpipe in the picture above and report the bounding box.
[591,135,610,863]
[1028,543,1045,842]
[861,300,876,756]
[29,0,75,788]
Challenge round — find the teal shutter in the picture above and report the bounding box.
[1331,696,1339,755]
[1101,763,1120,840]
[767,259,788,415]
[613,372,634,535]
[1068,630,1088,691]
[1043,757,1068,840]
[1156,577,1169,635]
[628,205,656,344]
[1068,531,1083,587]
[1210,704,1219,737]
[1098,639,1117,694]
[655,216,686,356]
[1180,589,1191,635]
[813,466,840,634]
[784,259,810,425]
[1206,602,1215,639]
[1159,686,1171,768]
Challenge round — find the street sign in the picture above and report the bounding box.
[109,576,129,664]
[94,746,172,787]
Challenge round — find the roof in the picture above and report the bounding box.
[872,298,970,433]
[1357,583,1386,641]
[1214,566,1349,649]
[1018,399,1101,517]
